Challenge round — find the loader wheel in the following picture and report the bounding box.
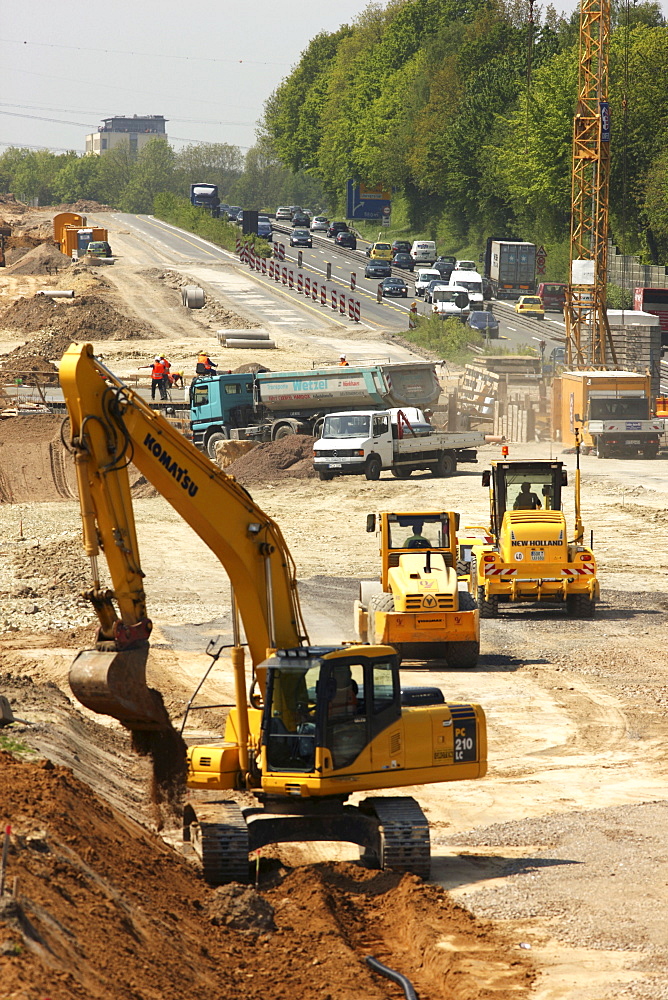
[458,590,477,612]
[566,593,596,618]
[446,640,479,670]
[477,589,498,618]
[367,592,395,644]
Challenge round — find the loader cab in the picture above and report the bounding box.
[262,647,400,774]
[369,511,459,590]
[484,461,566,536]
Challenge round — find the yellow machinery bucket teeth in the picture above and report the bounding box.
[69,645,171,731]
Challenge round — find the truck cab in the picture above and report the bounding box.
[190,374,256,458]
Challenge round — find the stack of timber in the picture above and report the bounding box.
[458,356,543,424]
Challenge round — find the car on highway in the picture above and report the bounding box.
[290,229,313,248]
[391,240,412,256]
[367,242,393,261]
[327,221,349,238]
[424,279,450,304]
[392,252,414,272]
[415,268,442,296]
[257,217,273,239]
[365,259,392,279]
[432,260,454,281]
[436,255,456,265]
[455,259,477,271]
[225,206,242,222]
[289,205,303,216]
[292,212,310,228]
[335,231,357,250]
[467,310,500,338]
[410,240,437,264]
[310,215,329,232]
[275,206,292,222]
[515,295,545,319]
[380,276,409,298]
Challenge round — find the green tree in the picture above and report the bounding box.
[52,154,102,203]
[120,139,176,212]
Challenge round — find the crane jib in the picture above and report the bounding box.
[143,433,199,497]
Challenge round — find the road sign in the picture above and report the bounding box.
[382,206,391,215]
[382,217,391,227]
[346,180,391,220]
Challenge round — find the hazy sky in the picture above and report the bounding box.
[4,0,586,156]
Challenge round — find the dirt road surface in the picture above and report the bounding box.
[1,205,668,1000]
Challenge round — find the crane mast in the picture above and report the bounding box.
[565,0,617,368]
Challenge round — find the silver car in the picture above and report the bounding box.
[310,215,329,232]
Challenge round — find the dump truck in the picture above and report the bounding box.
[313,407,483,480]
[468,454,599,618]
[190,361,442,458]
[552,370,661,458]
[355,511,479,668]
[58,342,487,882]
[485,239,536,299]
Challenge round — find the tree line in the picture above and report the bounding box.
[0,137,325,215]
[261,0,668,270]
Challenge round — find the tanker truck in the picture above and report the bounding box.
[190,361,442,459]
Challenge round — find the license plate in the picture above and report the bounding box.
[329,463,342,469]
[531,550,545,561]
[625,440,640,444]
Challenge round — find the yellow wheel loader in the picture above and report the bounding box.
[58,344,487,883]
[355,511,480,669]
[469,456,598,618]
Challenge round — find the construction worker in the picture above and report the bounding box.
[139,356,168,400]
[513,482,542,510]
[338,354,349,366]
[170,370,185,389]
[196,351,218,376]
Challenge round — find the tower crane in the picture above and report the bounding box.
[565,0,618,368]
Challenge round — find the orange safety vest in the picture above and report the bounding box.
[151,361,166,379]
[197,353,212,370]
[161,358,171,372]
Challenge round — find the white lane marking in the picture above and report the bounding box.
[506,326,517,331]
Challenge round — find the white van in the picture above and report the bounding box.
[415,268,442,296]
[411,240,437,265]
[448,269,483,307]
[432,285,470,320]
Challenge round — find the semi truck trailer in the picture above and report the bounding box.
[485,239,536,299]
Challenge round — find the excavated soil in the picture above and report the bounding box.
[0,751,532,1000]
[225,434,317,482]
[0,292,158,340]
[152,269,260,329]
[4,242,72,276]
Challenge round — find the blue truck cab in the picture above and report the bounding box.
[190,374,256,458]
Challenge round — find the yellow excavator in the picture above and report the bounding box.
[355,511,479,668]
[59,343,487,882]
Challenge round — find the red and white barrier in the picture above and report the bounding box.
[339,293,346,315]
[274,262,280,282]
[354,300,361,323]
[236,237,242,253]
[348,299,355,320]
[288,270,294,288]
[268,260,274,278]
[331,289,337,310]
[350,272,356,291]
[272,242,279,258]
[320,285,327,306]
[261,257,267,275]
[297,273,303,294]
[312,281,318,301]
[282,266,288,284]
[278,243,286,261]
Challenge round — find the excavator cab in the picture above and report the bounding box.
[262,647,400,777]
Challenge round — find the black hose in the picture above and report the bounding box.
[365,956,419,1000]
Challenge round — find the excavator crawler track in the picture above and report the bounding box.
[191,800,250,884]
[360,796,431,879]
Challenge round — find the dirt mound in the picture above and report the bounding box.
[0,294,161,380]
[4,241,72,275]
[50,200,113,213]
[154,269,259,329]
[233,362,271,374]
[0,750,532,1000]
[225,434,316,482]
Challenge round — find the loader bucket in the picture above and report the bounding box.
[69,644,171,731]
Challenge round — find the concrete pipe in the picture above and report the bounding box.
[219,331,271,341]
[36,290,75,298]
[182,285,206,309]
[222,339,276,349]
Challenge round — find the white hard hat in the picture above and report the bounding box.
[340,354,346,359]
[154,356,161,361]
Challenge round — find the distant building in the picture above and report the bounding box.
[86,115,168,156]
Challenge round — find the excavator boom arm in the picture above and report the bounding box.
[60,343,308,687]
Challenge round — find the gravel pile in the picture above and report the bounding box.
[225,434,316,482]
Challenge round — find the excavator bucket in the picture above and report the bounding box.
[69,645,171,731]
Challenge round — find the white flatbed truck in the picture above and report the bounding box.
[313,407,484,480]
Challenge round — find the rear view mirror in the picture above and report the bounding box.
[561,471,568,486]
[366,513,376,533]
[482,470,491,487]
[454,513,460,530]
